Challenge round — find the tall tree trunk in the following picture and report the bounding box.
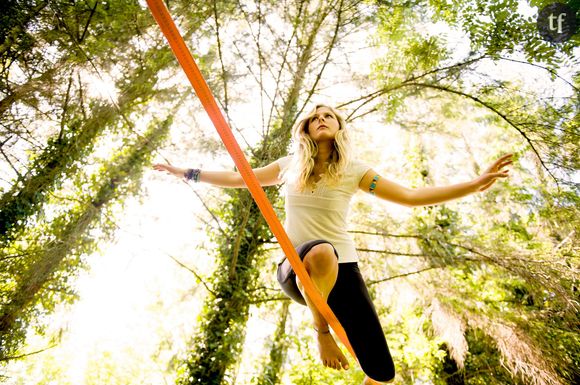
[0,0,228,246]
[0,117,171,360]
[0,0,241,366]
[254,301,290,385]
[176,2,344,383]
[0,56,68,116]
[0,59,163,245]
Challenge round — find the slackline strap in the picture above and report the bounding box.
[146,0,356,360]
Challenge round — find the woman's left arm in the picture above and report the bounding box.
[359,153,514,207]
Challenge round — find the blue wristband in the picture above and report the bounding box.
[369,175,379,195]
[185,168,201,182]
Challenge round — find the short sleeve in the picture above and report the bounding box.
[276,155,292,178]
[350,159,372,184]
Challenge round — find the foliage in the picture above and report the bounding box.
[0,0,211,364]
[0,116,171,361]
[251,301,291,385]
[175,1,368,383]
[175,123,293,384]
[0,0,578,384]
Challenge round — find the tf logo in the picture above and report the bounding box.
[537,3,577,43]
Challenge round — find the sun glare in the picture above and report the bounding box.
[82,70,120,104]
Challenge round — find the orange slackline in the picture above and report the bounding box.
[146,0,356,361]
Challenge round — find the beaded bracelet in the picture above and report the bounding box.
[369,175,380,195]
[184,168,201,182]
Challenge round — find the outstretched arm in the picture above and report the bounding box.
[153,159,283,188]
[359,154,513,207]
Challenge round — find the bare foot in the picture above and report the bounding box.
[316,331,349,370]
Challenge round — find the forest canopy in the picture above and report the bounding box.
[0,1,578,384]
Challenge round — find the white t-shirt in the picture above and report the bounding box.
[276,155,372,263]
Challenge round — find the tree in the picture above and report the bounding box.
[0,0,219,363]
[251,301,291,385]
[343,1,579,383]
[0,115,172,360]
[174,1,371,383]
[1,0,577,383]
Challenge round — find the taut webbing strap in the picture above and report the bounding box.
[146,0,356,361]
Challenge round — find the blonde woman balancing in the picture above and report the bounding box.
[153,104,513,385]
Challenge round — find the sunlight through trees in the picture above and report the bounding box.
[1,1,578,384]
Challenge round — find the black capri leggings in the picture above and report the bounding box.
[276,239,395,382]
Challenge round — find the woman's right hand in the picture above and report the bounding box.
[153,163,186,178]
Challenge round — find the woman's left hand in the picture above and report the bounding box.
[474,153,514,192]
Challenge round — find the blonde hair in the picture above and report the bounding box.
[282,104,352,192]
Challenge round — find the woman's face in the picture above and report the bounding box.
[306,107,340,143]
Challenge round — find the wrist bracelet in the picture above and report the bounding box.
[369,175,380,195]
[184,168,201,182]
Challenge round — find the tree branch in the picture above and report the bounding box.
[249,296,291,305]
[0,136,22,179]
[356,247,446,258]
[348,229,424,239]
[212,0,230,118]
[79,0,98,42]
[406,81,559,187]
[266,0,305,131]
[367,266,440,285]
[167,254,217,297]
[497,55,579,94]
[0,344,57,362]
[297,0,345,119]
[183,182,227,237]
[336,53,487,110]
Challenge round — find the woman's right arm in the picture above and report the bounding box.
[152,159,283,188]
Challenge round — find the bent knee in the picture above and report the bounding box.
[303,243,337,274]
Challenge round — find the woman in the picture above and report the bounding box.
[153,104,513,384]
